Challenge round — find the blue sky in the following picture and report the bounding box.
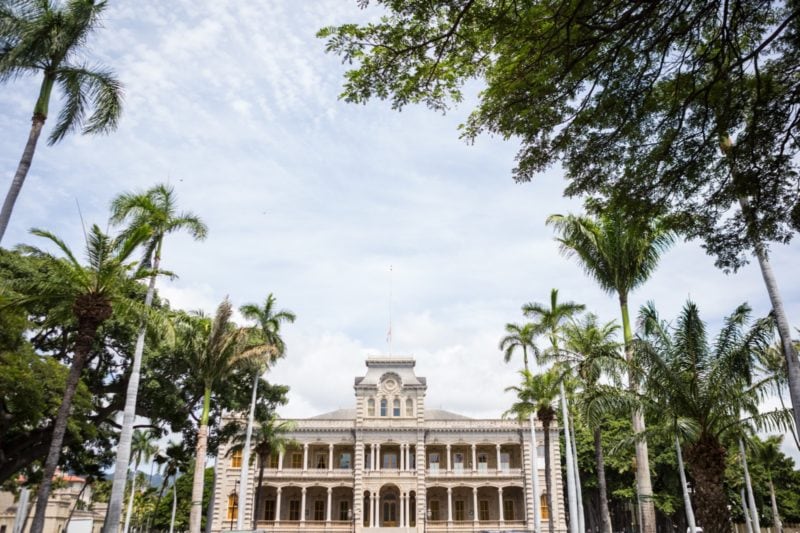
[1,1,798,456]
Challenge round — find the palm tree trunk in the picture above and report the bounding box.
[169,472,178,533]
[741,488,754,533]
[530,413,542,533]
[748,231,800,439]
[29,303,108,533]
[254,452,266,526]
[570,413,585,533]
[105,251,161,533]
[543,419,555,533]
[0,71,54,244]
[740,439,761,533]
[123,469,138,533]
[767,476,782,533]
[685,436,730,533]
[560,384,578,533]
[204,458,217,533]
[620,295,657,533]
[675,436,697,533]
[238,372,259,530]
[189,388,212,533]
[593,428,612,533]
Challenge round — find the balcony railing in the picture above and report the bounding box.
[426,467,523,477]
[254,520,352,530]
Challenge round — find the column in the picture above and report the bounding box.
[447,487,453,523]
[328,443,334,471]
[407,445,413,470]
[303,443,309,471]
[473,487,479,524]
[498,486,504,524]
[496,444,502,473]
[400,493,405,527]
[277,450,284,471]
[300,487,307,524]
[446,444,452,472]
[372,493,378,527]
[275,487,282,525]
[326,487,332,523]
[376,443,381,471]
[400,443,406,471]
[404,491,410,527]
[472,444,477,473]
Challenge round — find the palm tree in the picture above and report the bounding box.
[0,0,123,242]
[506,368,561,533]
[104,184,207,533]
[236,295,295,530]
[547,212,674,533]
[123,430,157,533]
[558,315,623,533]
[229,414,296,528]
[7,225,148,533]
[524,288,585,533]
[636,300,787,533]
[152,442,190,523]
[754,436,784,533]
[180,299,274,533]
[499,322,540,372]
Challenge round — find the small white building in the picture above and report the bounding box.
[212,356,566,532]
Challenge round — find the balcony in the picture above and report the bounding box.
[426,467,523,477]
[263,467,354,479]
[254,520,352,531]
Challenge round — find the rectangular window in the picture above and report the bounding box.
[454,452,464,473]
[503,499,514,521]
[339,452,351,469]
[540,494,550,520]
[479,500,489,521]
[365,452,371,470]
[383,453,397,469]
[380,399,387,416]
[315,453,327,469]
[429,453,439,473]
[454,500,465,521]
[393,400,400,417]
[289,500,300,521]
[226,494,238,520]
[339,500,350,521]
[230,449,242,468]
[291,453,302,469]
[478,453,488,472]
[429,500,440,521]
[314,500,325,521]
[269,453,279,468]
[500,452,510,471]
[264,500,275,521]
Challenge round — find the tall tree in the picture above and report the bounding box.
[547,211,674,533]
[318,0,800,445]
[524,289,586,533]
[558,315,623,533]
[104,184,207,533]
[123,430,157,533]
[0,0,123,242]
[754,435,785,533]
[179,299,273,533]
[236,294,295,530]
[636,301,789,533]
[7,225,148,533]
[499,322,540,372]
[228,414,296,528]
[506,368,561,533]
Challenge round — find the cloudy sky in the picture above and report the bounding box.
[1,1,798,455]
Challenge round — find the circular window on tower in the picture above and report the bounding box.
[380,373,401,393]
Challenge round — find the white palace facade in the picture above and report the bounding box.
[212,357,566,532]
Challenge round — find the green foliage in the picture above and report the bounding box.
[150,467,214,531]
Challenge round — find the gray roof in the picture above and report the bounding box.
[423,409,472,420]
[307,408,356,420]
[304,407,471,421]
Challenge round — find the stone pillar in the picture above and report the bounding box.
[447,487,453,524]
[372,492,378,527]
[446,444,452,472]
[275,487,282,525]
[303,443,309,471]
[472,444,477,472]
[496,444,502,473]
[277,450,284,471]
[376,443,381,471]
[498,486,504,524]
[300,487,307,524]
[404,491,410,527]
[400,443,406,471]
[400,493,405,527]
[328,443,334,471]
[326,487,332,523]
[473,487,479,524]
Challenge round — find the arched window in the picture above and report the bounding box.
[380,398,387,417]
[540,494,550,520]
[367,398,375,416]
[405,398,413,417]
[227,494,239,520]
[393,399,400,416]
[230,449,242,468]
